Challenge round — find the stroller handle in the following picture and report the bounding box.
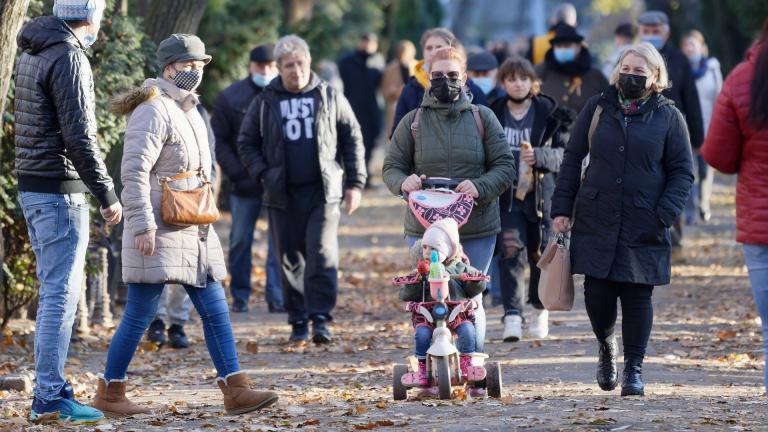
[420,177,461,190]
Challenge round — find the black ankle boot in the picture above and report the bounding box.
[621,360,644,396]
[596,336,619,391]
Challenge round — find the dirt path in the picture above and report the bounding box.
[1,172,766,431]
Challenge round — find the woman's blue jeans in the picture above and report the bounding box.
[406,234,496,353]
[743,244,768,392]
[104,278,240,380]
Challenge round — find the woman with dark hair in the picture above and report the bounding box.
[490,57,571,342]
[701,20,768,393]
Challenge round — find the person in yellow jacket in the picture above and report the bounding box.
[527,2,578,65]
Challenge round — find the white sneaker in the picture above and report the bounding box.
[502,314,522,342]
[528,308,549,339]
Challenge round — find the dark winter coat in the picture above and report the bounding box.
[383,90,515,240]
[212,77,264,197]
[551,86,694,285]
[236,73,367,209]
[535,47,609,115]
[14,16,117,207]
[490,93,572,223]
[702,43,768,244]
[390,76,489,137]
[399,260,486,301]
[659,43,705,149]
[337,50,383,147]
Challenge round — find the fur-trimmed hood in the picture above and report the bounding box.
[112,78,200,115]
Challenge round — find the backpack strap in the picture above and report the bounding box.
[471,105,485,139]
[410,107,423,140]
[410,105,485,140]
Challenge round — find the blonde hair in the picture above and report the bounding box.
[428,47,467,73]
[609,42,670,93]
[682,29,709,57]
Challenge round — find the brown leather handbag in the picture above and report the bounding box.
[160,169,220,225]
[536,233,575,311]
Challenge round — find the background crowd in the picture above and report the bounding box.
[1,0,767,423]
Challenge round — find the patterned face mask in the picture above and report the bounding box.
[173,69,203,92]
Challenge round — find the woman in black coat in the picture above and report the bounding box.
[551,43,694,397]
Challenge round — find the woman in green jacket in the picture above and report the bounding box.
[383,46,515,366]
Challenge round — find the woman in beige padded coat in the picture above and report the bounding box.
[91,34,277,417]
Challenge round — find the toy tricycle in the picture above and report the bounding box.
[391,264,502,400]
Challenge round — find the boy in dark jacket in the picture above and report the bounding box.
[399,219,485,386]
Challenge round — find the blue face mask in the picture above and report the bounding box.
[553,47,577,63]
[687,54,703,67]
[642,35,665,50]
[82,34,97,49]
[473,77,494,95]
[251,73,276,88]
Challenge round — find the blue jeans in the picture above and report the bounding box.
[19,192,90,402]
[104,278,239,380]
[406,234,496,353]
[499,207,546,317]
[415,322,476,358]
[743,244,768,392]
[228,194,282,306]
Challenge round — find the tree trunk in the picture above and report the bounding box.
[0,0,30,130]
[143,0,209,44]
[282,0,315,28]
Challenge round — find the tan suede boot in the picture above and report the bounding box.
[217,372,278,415]
[92,376,151,417]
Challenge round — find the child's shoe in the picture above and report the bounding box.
[460,354,486,381]
[417,359,429,387]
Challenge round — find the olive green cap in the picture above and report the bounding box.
[156,33,212,68]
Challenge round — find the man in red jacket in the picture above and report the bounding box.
[701,22,768,393]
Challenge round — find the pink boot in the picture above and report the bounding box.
[417,360,429,387]
[460,354,486,382]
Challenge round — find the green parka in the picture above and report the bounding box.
[383,90,515,239]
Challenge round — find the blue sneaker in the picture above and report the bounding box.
[30,396,104,424]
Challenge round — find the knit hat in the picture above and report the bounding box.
[53,0,104,23]
[422,218,462,263]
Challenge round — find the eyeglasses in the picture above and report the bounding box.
[430,71,461,80]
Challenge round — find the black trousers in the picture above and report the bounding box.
[584,276,654,364]
[498,207,545,317]
[268,185,340,325]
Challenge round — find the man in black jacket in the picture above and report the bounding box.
[638,10,704,252]
[337,33,383,187]
[212,44,284,314]
[14,0,119,423]
[237,35,366,344]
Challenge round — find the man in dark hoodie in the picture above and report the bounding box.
[212,44,284,314]
[13,0,119,423]
[237,34,367,344]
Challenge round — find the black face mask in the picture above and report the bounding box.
[430,77,462,103]
[508,93,530,104]
[618,73,648,99]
